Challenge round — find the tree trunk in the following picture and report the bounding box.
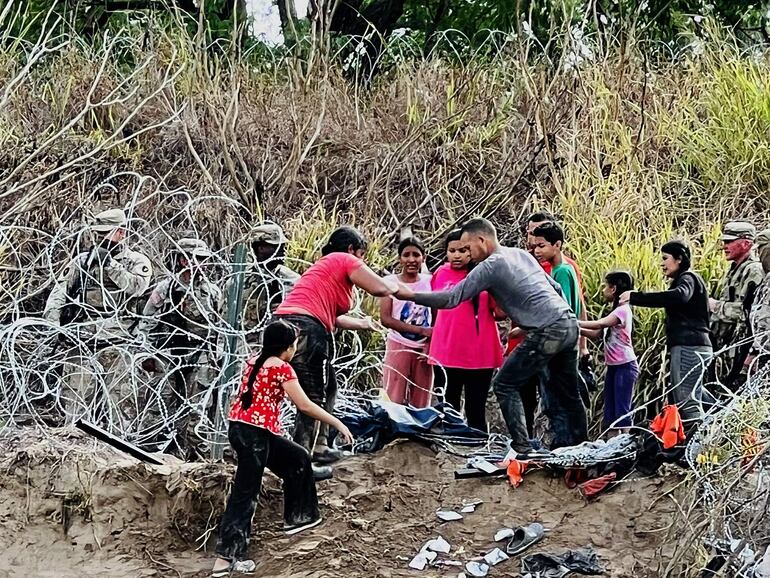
[277,0,300,48]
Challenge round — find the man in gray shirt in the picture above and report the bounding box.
[396,218,587,455]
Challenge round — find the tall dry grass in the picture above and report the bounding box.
[0,13,765,396]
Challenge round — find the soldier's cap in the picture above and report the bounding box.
[722,221,756,242]
[176,238,214,258]
[250,223,288,245]
[91,209,128,234]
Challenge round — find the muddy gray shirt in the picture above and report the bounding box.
[414,246,572,331]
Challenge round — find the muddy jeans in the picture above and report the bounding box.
[274,314,338,452]
[493,315,587,450]
[216,421,319,560]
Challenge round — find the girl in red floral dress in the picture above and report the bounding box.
[212,320,353,577]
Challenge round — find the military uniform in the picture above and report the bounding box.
[749,229,770,358]
[44,209,152,427]
[710,222,764,382]
[139,238,223,452]
[240,224,299,342]
[44,210,152,336]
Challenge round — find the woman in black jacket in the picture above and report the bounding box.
[619,240,712,422]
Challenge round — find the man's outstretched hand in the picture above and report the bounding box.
[394,283,416,301]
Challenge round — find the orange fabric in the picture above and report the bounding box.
[742,428,761,466]
[650,405,685,449]
[578,472,617,500]
[506,459,528,488]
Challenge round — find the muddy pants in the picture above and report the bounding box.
[669,345,713,425]
[216,421,319,560]
[274,314,338,452]
[494,315,587,451]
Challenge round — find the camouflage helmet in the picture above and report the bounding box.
[91,209,128,234]
[722,221,756,242]
[250,223,288,245]
[176,238,213,259]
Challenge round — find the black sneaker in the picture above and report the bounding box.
[284,517,323,535]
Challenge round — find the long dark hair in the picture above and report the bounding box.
[605,270,634,309]
[661,240,691,272]
[321,226,368,256]
[240,320,299,410]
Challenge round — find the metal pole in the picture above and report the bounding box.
[211,242,247,460]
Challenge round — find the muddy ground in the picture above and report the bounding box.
[0,428,679,578]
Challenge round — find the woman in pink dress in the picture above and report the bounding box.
[429,229,503,432]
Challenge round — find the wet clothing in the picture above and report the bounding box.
[45,245,152,331]
[276,252,363,331]
[273,314,338,452]
[493,314,587,450]
[435,367,495,432]
[383,340,433,408]
[711,256,764,355]
[241,262,300,342]
[413,246,570,331]
[413,247,583,450]
[629,271,711,347]
[669,344,712,423]
[749,271,770,354]
[604,305,636,365]
[215,421,318,561]
[383,274,432,346]
[603,361,638,429]
[228,361,296,435]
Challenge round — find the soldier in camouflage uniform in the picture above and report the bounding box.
[747,229,770,371]
[241,224,299,343]
[139,237,223,452]
[709,221,765,387]
[44,208,153,426]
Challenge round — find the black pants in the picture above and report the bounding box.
[493,315,587,450]
[274,314,338,452]
[435,367,495,432]
[215,421,319,561]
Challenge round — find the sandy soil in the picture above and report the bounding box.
[0,429,679,578]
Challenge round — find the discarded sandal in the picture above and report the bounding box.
[506,522,545,556]
[211,559,257,577]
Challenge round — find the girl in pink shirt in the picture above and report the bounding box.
[380,238,434,407]
[579,271,638,437]
[275,226,398,462]
[429,230,503,432]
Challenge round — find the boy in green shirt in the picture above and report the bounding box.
[531,222,582,317]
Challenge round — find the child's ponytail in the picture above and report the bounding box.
[240,320,299,410]
[605,271,634,310]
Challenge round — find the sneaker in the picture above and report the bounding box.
[211,559,256,577]
[312,465,333,481]
[284,517,323,536]
[312,446,343,464]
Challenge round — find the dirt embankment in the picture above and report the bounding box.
[0,430,678,578]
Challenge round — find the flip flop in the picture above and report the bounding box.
[211,559,256,577]
[506,522,545,556]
